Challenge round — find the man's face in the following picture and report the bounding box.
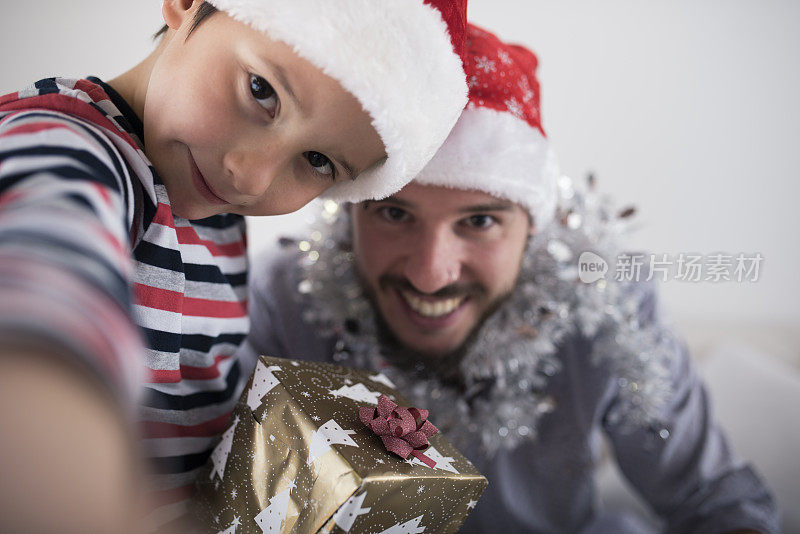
[352,183,531,358]
[144,3,386,220]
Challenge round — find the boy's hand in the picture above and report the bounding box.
[0,347,145,533]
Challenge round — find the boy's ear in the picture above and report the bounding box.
[162,0,199,31]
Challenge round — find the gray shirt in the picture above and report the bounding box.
[241,246,779,533]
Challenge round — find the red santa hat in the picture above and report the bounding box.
[206,0,469,203]
[414,23,560,227]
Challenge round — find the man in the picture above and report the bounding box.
[243,24,779,533]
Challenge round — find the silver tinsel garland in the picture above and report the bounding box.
[291,175,677,456]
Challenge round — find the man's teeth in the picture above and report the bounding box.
[401,291,464,318]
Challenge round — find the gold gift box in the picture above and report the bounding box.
[192,355,487,533]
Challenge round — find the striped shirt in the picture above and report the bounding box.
[0,78,250,530]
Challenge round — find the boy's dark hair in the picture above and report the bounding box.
[153,2,218,40]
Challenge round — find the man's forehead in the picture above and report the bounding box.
[371,184,520,212]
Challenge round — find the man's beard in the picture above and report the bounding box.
[357,271,517,385]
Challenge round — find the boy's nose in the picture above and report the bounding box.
[402,227,462,295]
[224,149,281,199]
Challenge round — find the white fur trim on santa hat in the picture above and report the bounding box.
[207,0,467,202]
[414,106,560,227]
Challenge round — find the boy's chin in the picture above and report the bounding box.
[170,199,220,221]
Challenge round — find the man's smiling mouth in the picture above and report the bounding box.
[400,291,466,318]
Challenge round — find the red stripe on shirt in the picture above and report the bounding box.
[140,411,233,439]
[0,90,20,107]
[135,283,183,313]
[72,79,111,103]
[175,226,246,257]
[91,182,113,207]
[180,354,232,380]
[0,93,139,151]
[91,226,128,264]
[146,354,232,383]
[0,120,79,138]
[135,283,245,318]
[184,295,246,318]
[146,368,181,384]
[153,202,176,230]
[0,189,26,209]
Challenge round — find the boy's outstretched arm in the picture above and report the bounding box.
[0,347,144,533]
[0,88,148,529]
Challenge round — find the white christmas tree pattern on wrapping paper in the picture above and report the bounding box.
[210,415,240,481]
[328,382,381,404]
[378,514,426,534]
[217,515,240,534]
[247,362,282,410]
[368,372,396,389]
[307,418,358,465]
[253,478,296,533]
[409,445,458,474]
[332,490,371,532]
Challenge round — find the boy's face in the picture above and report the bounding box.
[352,183,531,359]
[144,5,386,220]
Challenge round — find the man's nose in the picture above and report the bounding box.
[223,147,284,198]
[402,226,462,295]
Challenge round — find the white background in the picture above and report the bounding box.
[1,0,798,327]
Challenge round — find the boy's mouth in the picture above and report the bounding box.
[188,151,227,206]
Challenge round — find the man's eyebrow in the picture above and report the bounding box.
[374,196,414,207]
[459,201,516,213]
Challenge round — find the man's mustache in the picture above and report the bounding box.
[378,274,486,300]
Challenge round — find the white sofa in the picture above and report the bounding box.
[596,322,800,531]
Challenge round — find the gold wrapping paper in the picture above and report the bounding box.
[192,356,487,533]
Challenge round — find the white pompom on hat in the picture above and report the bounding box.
[206,0,469,203]
[414,23,560,228]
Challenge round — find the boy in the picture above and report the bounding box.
[0,0,468,531]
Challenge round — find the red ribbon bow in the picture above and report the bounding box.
[359,395,439,468]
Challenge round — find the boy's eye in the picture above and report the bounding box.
[249,74,278,117]
[378,206,409,223]
[464,214,496,229]
[304,151,335,179]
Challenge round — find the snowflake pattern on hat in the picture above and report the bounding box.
[414,23,559,226]
[463,24,544,135]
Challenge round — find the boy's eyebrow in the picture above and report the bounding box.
[324,151,356,181]
[271,64,299,108]
[269,63,357,180]
[339,159,356,181]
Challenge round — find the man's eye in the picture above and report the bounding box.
[249,74,278,117]
[464,214,496,229]
[304,151,335,180]
[379,206,408,222]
